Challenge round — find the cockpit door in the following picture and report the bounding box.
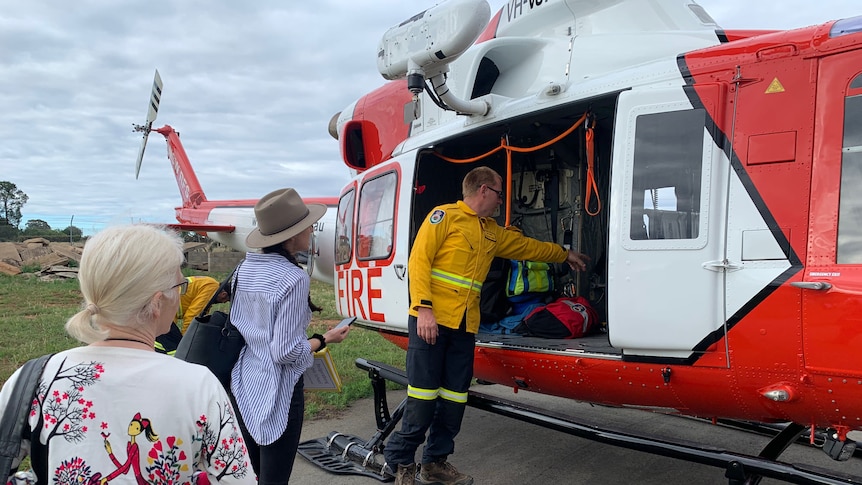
[334,156,415,332]
[803,49,862,372]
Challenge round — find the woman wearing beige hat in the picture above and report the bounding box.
[229,188,350,484]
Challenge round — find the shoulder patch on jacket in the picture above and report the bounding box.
[429,210,445,224]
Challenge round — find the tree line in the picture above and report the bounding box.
[0,181,83,242]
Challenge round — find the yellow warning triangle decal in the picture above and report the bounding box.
[765,78,785,94]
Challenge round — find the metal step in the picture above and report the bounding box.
[297,432,392,482]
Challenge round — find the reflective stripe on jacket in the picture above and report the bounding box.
[408,200,567,333]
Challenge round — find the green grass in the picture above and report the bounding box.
[0,271,406,420]
[0,275,82,372]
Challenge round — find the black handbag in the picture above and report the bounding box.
[1,354,52,483]
[174,266,245,390]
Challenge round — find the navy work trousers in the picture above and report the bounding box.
[384,315,475,466]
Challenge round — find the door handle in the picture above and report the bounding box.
[702,260,742,272]
[790,281,832,291]
[394,264,406,280]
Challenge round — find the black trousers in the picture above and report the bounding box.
[233,377,305,484]
[384,315,475,466]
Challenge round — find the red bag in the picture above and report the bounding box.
[516,296,598,339]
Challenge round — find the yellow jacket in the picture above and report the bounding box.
[409,201,567,333]
[177,276,220,333]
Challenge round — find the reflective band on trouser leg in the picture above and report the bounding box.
[439,387,468,404]
[430,268,482,293]
[407,385,440,401]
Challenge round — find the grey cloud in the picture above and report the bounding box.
[5,0,858,233]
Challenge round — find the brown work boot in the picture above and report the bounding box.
[418,460,473,485]
[394,463,417,485]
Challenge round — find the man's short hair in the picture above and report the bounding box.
[462,167,501,197]
[214,278,232,303]
[216,289,231,303]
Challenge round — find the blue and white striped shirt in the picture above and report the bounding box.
[230,252,314,445]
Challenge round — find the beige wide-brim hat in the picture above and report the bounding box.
[245,188,327,249]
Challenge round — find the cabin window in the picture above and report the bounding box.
[335,188,356,265]
[837,94,862,263]
[357,171,397,260]
[630,109,704,241]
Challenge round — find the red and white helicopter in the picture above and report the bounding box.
[136,0,862,482]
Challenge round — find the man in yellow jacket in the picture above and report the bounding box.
[176,276,229,332]
[155,276,230,354]
[385,167,589,485]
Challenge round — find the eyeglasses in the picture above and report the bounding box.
[169,280,189,295]
[485,185,504,201]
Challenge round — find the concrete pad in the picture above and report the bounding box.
[292,385,862,484]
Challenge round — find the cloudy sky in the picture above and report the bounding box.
[2,0,858,234]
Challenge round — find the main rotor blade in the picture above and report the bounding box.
[147,69,163,124]
[136,69,163,179]
[135,130,149,180]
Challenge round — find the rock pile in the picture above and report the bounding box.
[0,239,238,279]
[0,238,83,280]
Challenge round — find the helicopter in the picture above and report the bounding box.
[136,0,862,482]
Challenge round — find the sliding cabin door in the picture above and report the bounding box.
[607,88,727,362]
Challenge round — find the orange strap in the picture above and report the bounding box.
[434,112,601,224]
[584,123,601,216]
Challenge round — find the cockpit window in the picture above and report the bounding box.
[335,189,356,265]
[357,171,397,261]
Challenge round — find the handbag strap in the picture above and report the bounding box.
[0,354,53,480]
[198,260,244,319]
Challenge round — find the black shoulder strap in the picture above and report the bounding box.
[0,354,52,480]
[198,260,244,319]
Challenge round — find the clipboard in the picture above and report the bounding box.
[304,347,342,392]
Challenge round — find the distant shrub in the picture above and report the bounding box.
[20,263,41,273]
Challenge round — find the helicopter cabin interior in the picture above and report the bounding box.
[410,88,711,360]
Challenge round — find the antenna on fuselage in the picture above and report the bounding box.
[133,69,163,179]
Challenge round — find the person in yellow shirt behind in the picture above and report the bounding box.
[177,276,230,332]
[155,275,231,354]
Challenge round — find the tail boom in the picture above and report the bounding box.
[155,125,206,208]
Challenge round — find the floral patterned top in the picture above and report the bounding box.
[0,346,256,484]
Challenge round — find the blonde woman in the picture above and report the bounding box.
[0,224,256,485]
